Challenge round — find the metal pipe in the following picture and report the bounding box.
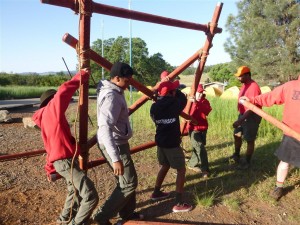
[240,100,300,142]
[181,2,223,134]
[76,0,92,170]
[92,1,222,33]
[40,0,76,11]
[0,150,45,161]
[41,0,221,34]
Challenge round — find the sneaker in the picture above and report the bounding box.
[151,190,170,201]
[270,186,283,201]
[229,153,240,163]
[172,203,193,213]
[201,171,210,178]
[187,166,202,173]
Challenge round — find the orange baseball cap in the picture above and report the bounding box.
[235,66,250,77]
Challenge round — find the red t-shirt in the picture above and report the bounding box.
[251,76,300,134]
[238,80,261,114]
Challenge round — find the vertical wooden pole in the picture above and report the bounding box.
[78,0,92,170]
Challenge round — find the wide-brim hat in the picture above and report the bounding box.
[40,89,56,108]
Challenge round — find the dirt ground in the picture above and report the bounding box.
[0,104,299,225]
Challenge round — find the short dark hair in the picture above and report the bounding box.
[110,62,133,78]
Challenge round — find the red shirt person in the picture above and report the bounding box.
[230,66,262,170]
[242,75,300,200]
[187,84,212,177]
[32,69,98,224]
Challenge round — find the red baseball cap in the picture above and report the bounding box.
[158,80,180,96]
[160,71,169,80]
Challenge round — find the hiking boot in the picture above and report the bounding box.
[270,186,283,201]
[116,212,144,225]
[172,203,193,213]
[187,166,202,173]
[229,153,240,163]
[151,190,170,201]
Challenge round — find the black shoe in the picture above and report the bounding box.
[229,153,240,163]
[236,160,250,170]
[127,212,144,220]
[116,212,144,225]
[270,186,283,201]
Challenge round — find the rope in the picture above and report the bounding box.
[206,22,218,35]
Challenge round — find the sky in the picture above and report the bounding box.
[0,0,238,74]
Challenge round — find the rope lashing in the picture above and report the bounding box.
[206,22,218,35]
[77,0,92,17]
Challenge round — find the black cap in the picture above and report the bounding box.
[40,89,56,108]
[110,62,133,78]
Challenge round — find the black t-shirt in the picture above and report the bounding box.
[150,90,187,148]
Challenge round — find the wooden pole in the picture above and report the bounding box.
[76,0,92,170]
[181,2,223,134]
[241,100,300,142]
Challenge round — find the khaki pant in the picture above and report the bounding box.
[54,158,99,225]
[93,143,138,224]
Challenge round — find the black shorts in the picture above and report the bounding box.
[234,113,261,141]
[275,135,300,167]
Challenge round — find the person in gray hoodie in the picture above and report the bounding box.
[92,62,143,225]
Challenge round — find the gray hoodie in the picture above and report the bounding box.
[97,80,132,162]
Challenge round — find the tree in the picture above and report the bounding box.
[225,0,300,83]
[90,36,173,85]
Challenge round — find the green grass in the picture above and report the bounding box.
[0,86,97,100]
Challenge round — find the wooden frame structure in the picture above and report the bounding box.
[0,1,224,174]
[40,0,223,170]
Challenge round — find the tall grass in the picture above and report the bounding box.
[0,86,97,100]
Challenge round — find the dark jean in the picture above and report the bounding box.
[93,143,138,223]
[53,158,99,225]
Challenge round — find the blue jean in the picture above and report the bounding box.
[54,158,99,225]
[93,143,138,223]
[187,130,209,172]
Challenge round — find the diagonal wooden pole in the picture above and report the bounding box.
[180,2,223,134]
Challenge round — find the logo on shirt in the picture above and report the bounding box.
[155,118,176,124]
[292,90,300,100]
